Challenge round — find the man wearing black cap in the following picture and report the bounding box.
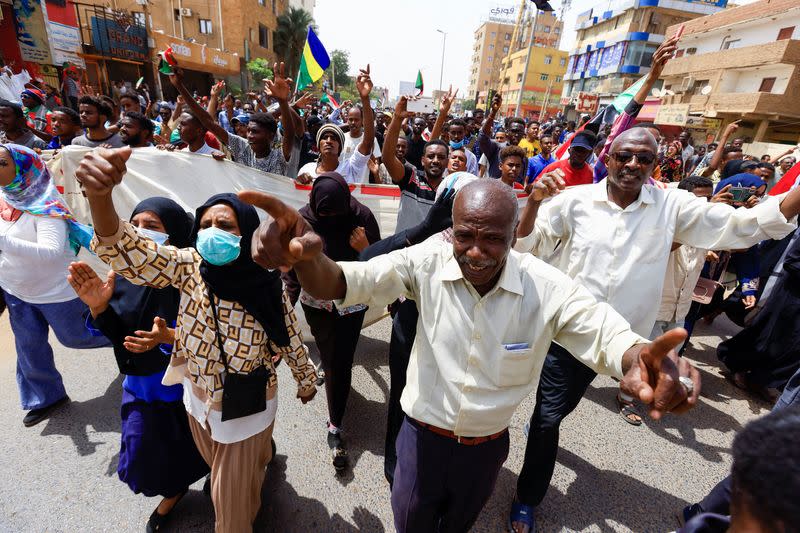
[533,130,597,187]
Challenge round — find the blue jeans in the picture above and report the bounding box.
[4,291,110,410]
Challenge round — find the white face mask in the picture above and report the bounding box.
[136,226,169,245]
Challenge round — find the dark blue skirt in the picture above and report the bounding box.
[118,389,210,498]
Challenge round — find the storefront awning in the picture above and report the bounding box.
[153,33,239,77]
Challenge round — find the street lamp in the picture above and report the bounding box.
[436,29,447,92]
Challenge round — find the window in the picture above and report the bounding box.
[540,73,549,81]
[505,32,511,40]
[759,77,776,92]
[259,0,265,5]
[544,55,552,64]
[491,32,496,38]
[544,25,551,33]
[516,73,523,82]
[721,36,740,50]
[503,46,509,53]
[555,26,561,34]
[777,26,795,40]
[133,12,145,26]
[489,43,494,49]
[488,56,493,62]
[173,8,180,21]
[484,80,489,86]
[559,57,566,66]
[556,75,562,82]
[676,49,685,57]
[272,0,277,14]
[686,47,697,55]
[199,19,213,34]
[258,24,268,48]
[486,68,492,74]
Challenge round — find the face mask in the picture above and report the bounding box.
[449,139,465,150]
[196,226,241,266]
[136,226,169,245]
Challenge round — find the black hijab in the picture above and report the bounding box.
[191,193,289,346]
[299,172,380,262]
[104,197,192,375]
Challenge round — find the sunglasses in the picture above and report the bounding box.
[610,151,656,165]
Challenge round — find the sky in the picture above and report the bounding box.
[312,0,756,99]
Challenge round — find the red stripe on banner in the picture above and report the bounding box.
[56,185,64,194]
[359,185,401,197]
[294,182,313,191]
[769,161,800,196]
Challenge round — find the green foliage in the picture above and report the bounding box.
[246,58,273,85]
[330,49,351,88]
[274,7,315,78]
[462,99,476,111]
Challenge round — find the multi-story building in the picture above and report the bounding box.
[659,0,800,144]
[467,20,516,109]
[561,0,728,109]
[288,0,316,15]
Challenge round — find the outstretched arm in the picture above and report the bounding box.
[430,86,457,141]
[264,62,296,162]
[383,97,413,184]
[169,69,229,144]
[700,121,740,177]
[355,65,375,157]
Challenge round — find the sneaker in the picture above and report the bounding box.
[327,430,348,472]
[23,396,69,427]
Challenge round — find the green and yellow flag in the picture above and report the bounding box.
[297,27,330,91]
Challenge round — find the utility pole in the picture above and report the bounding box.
[138,0,163,100]
[515,10,534,117]
[436,29,447,92]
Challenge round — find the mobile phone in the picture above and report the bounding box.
[730,186,754,203]
[407,97,434,114]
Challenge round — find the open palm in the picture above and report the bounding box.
[67,261,115,311]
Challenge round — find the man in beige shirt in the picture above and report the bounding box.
[241,178,700,533]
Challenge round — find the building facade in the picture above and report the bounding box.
[562,0,728,108]
[496,47,569,119]
[467,20,516,109]
[659,0,800,144]
[288,0,315,15]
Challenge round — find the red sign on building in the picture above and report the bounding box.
[575,92,599,113]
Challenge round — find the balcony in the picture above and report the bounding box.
[660,91,800,119]
[662,39,800,76]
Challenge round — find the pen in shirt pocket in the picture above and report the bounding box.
[503,343,530,351]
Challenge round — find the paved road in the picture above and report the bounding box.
[0,313,770,533]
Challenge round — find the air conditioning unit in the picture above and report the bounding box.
[180,7,193,17]
[679,76,695,92]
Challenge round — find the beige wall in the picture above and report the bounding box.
[468,21,515,100]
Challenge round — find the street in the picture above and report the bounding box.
[0,313,769,533]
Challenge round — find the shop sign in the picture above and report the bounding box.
[48,21,85,68]
[655,104,690,126]
[685,116,722,130]
[91,16,148,62]
[575,92,599,113]
[13,0,53,64]
[153,33,239,76]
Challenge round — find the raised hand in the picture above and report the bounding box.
[723,120,741,138]
[265,62,292,103]
[490,92,502,115]
[355,64,373,101]
[394,96,414,120]
[439,85,458,113]
[529,168,566,201]
[67,261,115,316]
[238,190,323,271]
[75,146,132,198]
[167,68,185,88]
[349,226,369,252]
[648,34,679,80]
[210,80,225,98]
[292,91,314,110]
[124,316,172,353]
[620,328,700,419]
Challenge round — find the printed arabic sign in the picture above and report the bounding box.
[575,92,599,113]
[655,104,690,126]
[13,0,53,64]
[152,33,239,76]
[48,21,85,68]
[91,16,148,62]
[685,116,722,130]
[684,0,727,6]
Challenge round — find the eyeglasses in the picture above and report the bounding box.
[610,151,656,165]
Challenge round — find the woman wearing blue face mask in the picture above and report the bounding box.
[67,197,209,533]
[83,176,318,532]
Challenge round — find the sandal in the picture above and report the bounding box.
[616,394,643,426]
[508,500,536,533]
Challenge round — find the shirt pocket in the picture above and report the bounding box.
[493,344,536,387]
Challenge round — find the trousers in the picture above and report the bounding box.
[391,417,509,533]
[302,304,366,428]
[187,416,274,533]
[4,292,110,410]
[516,343,597,506]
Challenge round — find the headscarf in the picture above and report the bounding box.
[108,197,192,375]
[300,172,379,262]
[316,123,345,156]
[0,144,92,253]
[21,88,45,106]
[715,172,767,195]
[191,193,289,346]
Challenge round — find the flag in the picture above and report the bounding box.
[298,27,330,91]
[321,91,340,110]
[415,70,424,96]
[157,47,178,75]
[769,161,800,196]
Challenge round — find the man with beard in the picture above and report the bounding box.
[72,96,124,148]
[405,116,428,171]
[46,107,82,149]
[0,100,47,149]
[177,112,217,155]
[118,112,154,148]
[479,94,527,180]
[243,178,700,533]
[507,127,800,533]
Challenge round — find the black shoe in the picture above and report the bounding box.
[23,396,69,427]
[327,431,348,472]
[316,369,326,386]
[145,489,187,533]
[202,474,211,497]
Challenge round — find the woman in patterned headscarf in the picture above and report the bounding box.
[0,144,108,428]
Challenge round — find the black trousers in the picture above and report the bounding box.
[384,299,419,484]
[516,343,597,506]
[302,304,366,428]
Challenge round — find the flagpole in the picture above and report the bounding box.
[331,57,336,93]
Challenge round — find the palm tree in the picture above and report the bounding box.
[274,7,315,80]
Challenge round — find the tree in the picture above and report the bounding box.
[462,99,476,111]
[246,58,273,85]
[330,49,351,89]
[274,7,315,79]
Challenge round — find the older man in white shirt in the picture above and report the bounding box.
[241,178,700,533]
[508,127,800,533]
